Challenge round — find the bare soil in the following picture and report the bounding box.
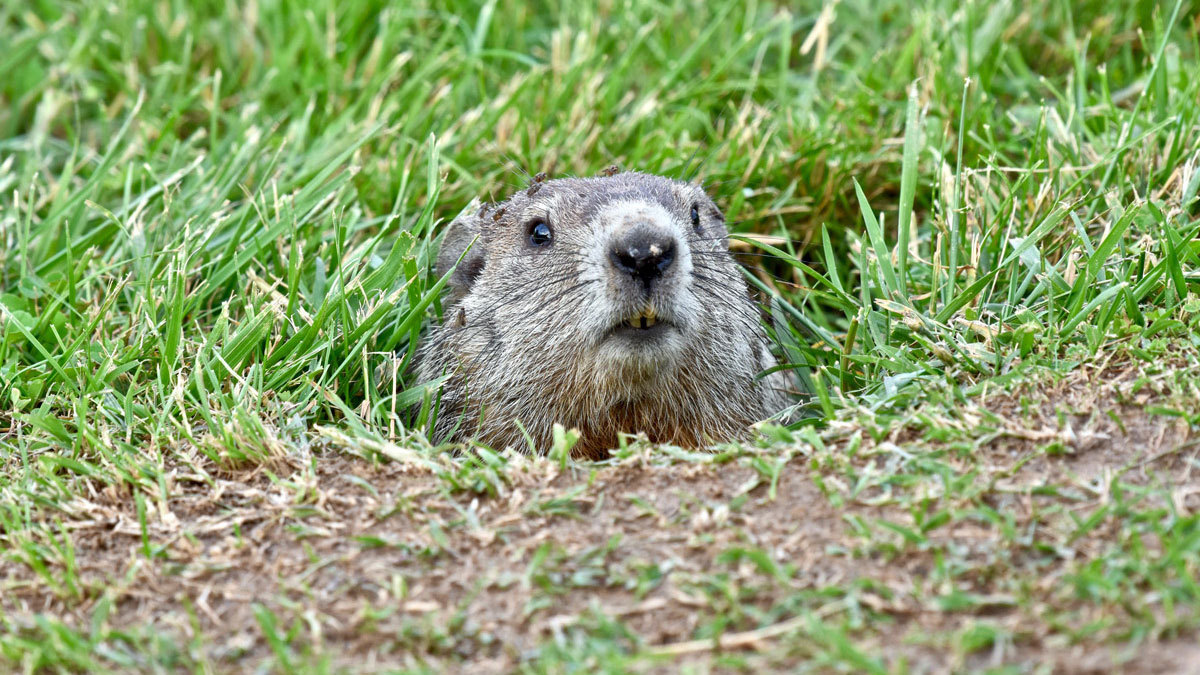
[2,363,1198,673]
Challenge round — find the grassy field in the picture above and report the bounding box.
[2,0,1200,671]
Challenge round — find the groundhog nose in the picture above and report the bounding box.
[609,225,677,288]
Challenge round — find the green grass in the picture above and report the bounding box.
[2,0,1200,672]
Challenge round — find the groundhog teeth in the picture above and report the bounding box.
[626,305,657,329]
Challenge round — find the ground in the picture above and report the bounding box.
[2,0,1200,672]
[4,353,1199,672]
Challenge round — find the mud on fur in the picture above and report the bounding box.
[417,171,793,458]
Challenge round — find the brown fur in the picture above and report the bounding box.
[417,171,792,457]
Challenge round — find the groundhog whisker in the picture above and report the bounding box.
[687,276,766,330]
[689,290,763,338]
[460,275,590,321]
[691,257,808,291]
[480,249,588,264]
[494,280,599,321]
[447,282,570,323]
[692,250,796,261]
[449,280,600,348]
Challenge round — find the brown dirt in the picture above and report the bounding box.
[2,363,1198,673]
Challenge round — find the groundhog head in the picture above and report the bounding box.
[418,171,791,457]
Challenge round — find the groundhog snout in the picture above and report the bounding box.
[607,223,678,291]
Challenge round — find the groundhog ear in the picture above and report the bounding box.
[436,207,487,308]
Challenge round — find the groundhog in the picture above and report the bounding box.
[416,170,793,458]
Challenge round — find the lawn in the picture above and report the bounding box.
[2,0,1199,672]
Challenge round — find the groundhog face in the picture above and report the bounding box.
[420,170,788,456]
[436,172,745,375]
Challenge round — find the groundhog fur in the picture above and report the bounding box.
[417,170,793,458]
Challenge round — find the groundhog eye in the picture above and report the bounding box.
[528,219,553,246]
[690,204,701,229]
